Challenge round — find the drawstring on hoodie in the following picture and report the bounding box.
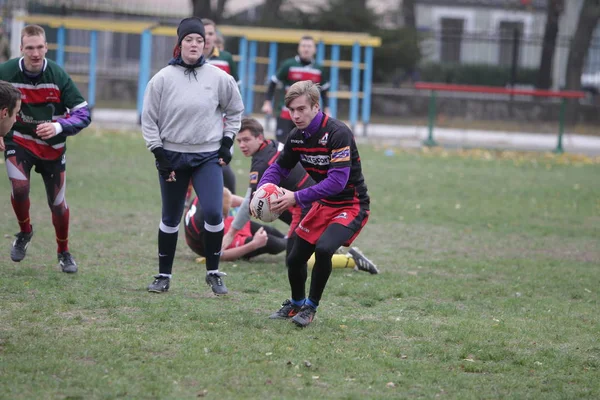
[168,55,205,81]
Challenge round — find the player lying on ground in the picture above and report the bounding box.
[186,188,373,272]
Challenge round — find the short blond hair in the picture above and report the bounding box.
[21,25,46,44]
[201,18,216,28]
[284,80,320,108]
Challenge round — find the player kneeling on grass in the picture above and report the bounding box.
[257,80,372,328]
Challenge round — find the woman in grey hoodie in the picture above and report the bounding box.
[142,17,244,296]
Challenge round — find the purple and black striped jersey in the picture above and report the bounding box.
[276,115,369,207]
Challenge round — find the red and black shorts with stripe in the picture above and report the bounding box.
[295,201,369,247]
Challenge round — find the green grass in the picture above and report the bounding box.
[0,130,599,399]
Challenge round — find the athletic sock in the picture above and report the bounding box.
[158,229,178,275]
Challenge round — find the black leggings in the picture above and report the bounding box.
[222,164,236,194]
[286,223,355,306]
[241,221,287,259]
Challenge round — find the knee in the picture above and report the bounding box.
[314,242,336,259]
[11,181,29,201]
[202,208,223,226]
[50,204,67,216]
[286,252,304,269]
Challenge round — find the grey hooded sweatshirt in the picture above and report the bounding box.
[142,63,244,153]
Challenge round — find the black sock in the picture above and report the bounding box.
[158,229,178,275]
[308,250,333,307]
[204,229,224,271]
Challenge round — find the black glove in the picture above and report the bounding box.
[218,136,234,165]
[151,147,173,180]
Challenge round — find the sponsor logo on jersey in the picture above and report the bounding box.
[300,154,330,166]
[318,133,328,146]
[6,149,16,156]
[333,212,348,220]
[331,146,350,163]
[298,223,310,233]
[249,171,258,184]
[290,139,304,144]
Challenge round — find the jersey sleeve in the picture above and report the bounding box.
[274,59,291,83]
[249,157,269,193]
[225,52,239,83]
[57,70,91,135]
[327,127,353,170]
[319,65,331,91]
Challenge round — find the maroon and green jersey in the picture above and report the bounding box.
[269,56,330,120]
[0,57,90,160]
[206,47,239,83]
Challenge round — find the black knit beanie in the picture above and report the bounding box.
[177,17,206,46]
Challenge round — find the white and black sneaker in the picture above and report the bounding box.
[349,247,380,274]
[11,228,34,262]
[58,251,78,273]
[205,271,228,295]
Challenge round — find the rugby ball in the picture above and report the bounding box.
[250,183,285,222]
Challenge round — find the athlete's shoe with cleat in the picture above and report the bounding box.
[205,271,228,295]
[10,228,34,262]
[269,299,302,319]
[148,275,170,292]
[349,247,380,275]
[291,305,317,327]
[58,251,78,273]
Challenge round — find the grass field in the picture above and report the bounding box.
[0,129,599,399]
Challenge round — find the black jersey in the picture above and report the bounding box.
[276,114,369,207]
[249,139,314,194]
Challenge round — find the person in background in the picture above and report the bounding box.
[142,17,244,295]
[0,25,91,273]
[261,36,330,144]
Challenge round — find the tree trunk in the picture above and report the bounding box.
[191,0,213,19]
[402,0,416,29]
[215,0,228,22]
[565,0,600,91]
[536,0,563,89]
[255,0,286,88]
[564,0,600,124]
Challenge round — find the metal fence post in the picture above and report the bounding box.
[553,98,566,154]
[136,29,152,124]
[361,45,373,136]
[56,26,65,67]
[423,90,438,147]
[349,42,361,133]
[245,40,257,115]
[88,30,97,109]
[329,44,340,119]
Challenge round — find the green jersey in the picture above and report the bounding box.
[0,57,90,160]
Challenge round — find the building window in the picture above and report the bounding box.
[498,21,524,66]
[440,17,464,63]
